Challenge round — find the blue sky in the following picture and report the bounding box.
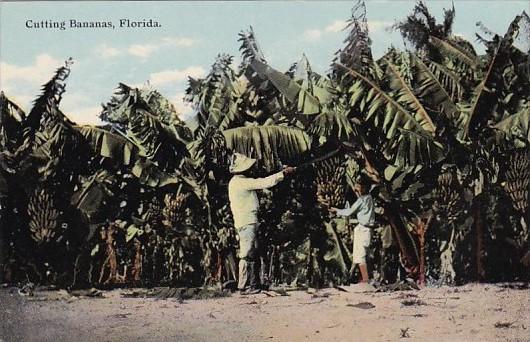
[1,1,527,125]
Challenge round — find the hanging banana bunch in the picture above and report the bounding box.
[433,168,462,225]
[27,188,60,243]
[162,192,190,230]
[143,196,163,226]
[503,149,530,214]
[315,156,346,208]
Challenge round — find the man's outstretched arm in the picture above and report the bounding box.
[238,167,296,190]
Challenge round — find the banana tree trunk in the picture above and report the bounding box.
[473,203,485,281]
[384,204,420,279]
[412,214,433,287]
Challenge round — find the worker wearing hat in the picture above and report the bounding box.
[228,153,296,294]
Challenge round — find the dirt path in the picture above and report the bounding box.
[0,283,528,342]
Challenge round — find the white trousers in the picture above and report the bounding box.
[237,223,258,289]
[353,224,371,264]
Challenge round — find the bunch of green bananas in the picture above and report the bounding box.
[315,157,346,208]
[162,193,189,229]
[27,188,60,243]
[144,196,162,225]
[503,150,530,213]
[433,171,461,224]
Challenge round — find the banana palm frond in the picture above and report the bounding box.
[309,102,354,140]
[413,56,461,125]
[331,0,379,84]
[102,83,190,170]
[100,83,138,124]
[76,126,136,165]
[382,56,437,134]
[30,111,83,180]
[141,86,188,128]
[204,56,238,129]
[125,108,189,170]
[222,125,311,171]
[463,56,500,139]
[384,128,446,167]
[428,36,479,69]
[424,59,464,102]
[71,169,116,220]
[0,92,26,150]
[0,92,26,123]
[26,58,75,130]
[336,63,433,139]
[512,11,530,53]
[249,59,323,115]
[130,158,182,187]
[442,4,456,36]
[494,107,530,145]
[216,77,247,131]
[185,54,238,131]
[238,26,266,65]
[462,13,524,139]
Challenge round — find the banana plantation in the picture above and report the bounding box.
[0,2,528,290]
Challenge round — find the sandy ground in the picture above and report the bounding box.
[0,283,528,342]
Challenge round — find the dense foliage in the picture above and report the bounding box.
[0,2,528,288]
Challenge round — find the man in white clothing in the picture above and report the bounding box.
[329,177,375,286]
[228,153,295,294]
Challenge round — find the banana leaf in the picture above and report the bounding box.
[76,126,136,165]
[463,13,525,138]
[25,58,74,130]
[0,92,26,151]
[384,128,446,168]
[309,103,354,140]
[238,27,267,65]
[131,159,182,187]
[494,107,530,145]
[222,125,311,171]
[413,57,461,125]
[71,170,116,220]
[323,220,351,279]
[250,60,323,115]
[382,56,437,134]
[0,92,26,125]
[428,35,479,69]
[101,84,190,170]
[336,63,433,139]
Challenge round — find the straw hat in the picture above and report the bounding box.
[229,153,257,174]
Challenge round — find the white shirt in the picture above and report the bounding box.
[228,172,285,229]
[335,194,376,227]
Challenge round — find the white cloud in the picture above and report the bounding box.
[453,32,473,40]
[302,19,391,43]
[325,20,347,33]
[62,106,103,125]
[0,54,61,85]
[96,44,122,58]
[97,36,198,60]
[304,29,322,41]
[126,36,197,59]
[149,66,206,87]
[160,37,195,47]
[304,19,349,42]
[367,20,392,33]
[172,92,195,121]
[127,44,158,58]
[60,92,103,125]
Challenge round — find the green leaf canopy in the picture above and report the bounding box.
[222,125,311,171]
